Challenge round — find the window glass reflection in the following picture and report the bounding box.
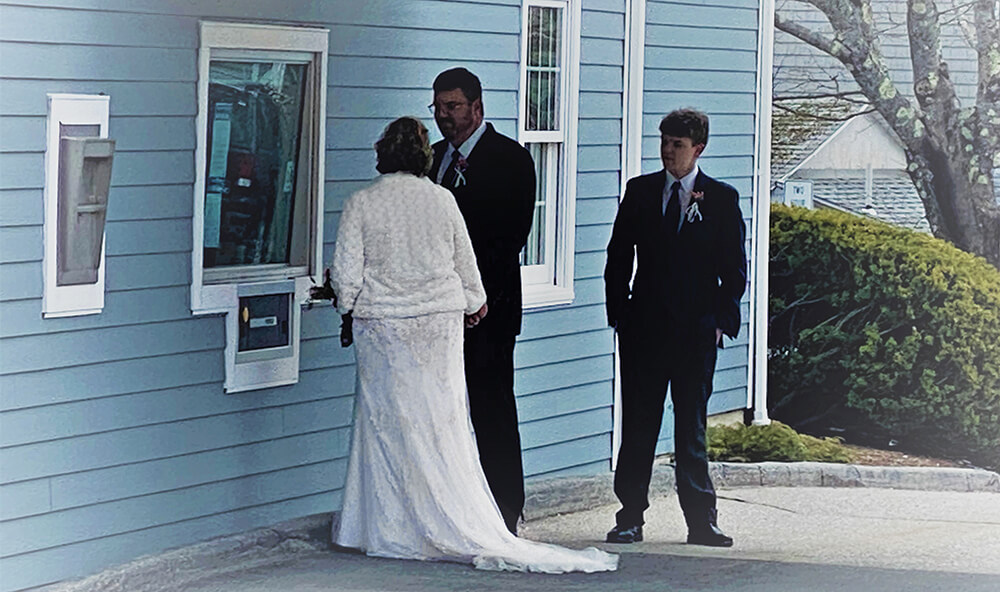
[204,61,307,268]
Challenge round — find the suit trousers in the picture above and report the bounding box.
[614,319,718,530]
[464,319,525,534]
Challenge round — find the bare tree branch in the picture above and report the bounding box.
[775,90,867,101]
[775,13,851,60]
[774,102,876,121]
[777,0,1000,266]
[784,0,925,152]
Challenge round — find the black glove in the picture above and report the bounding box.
[340,313,353,348]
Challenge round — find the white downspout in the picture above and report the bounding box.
[749,0,774,425]
[612,0,646,470]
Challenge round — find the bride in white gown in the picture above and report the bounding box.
[330,117,617,574]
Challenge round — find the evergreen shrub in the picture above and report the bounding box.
[707,421,852,463]
[768,204,1000,468]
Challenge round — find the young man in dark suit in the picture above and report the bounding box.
[428,67,536,534]
[603,108,747,547]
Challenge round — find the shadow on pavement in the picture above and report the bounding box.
[183,549,1000,592]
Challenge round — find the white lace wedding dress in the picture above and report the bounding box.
[334,311,618,573]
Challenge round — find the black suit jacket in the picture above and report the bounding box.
[604,169,747,341]
[431,123,536,336]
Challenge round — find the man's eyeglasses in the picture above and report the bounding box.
[428,101,470,114]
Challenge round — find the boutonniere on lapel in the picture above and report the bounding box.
[454,156,469,187]
[685,191,705,223]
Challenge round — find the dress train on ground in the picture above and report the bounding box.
[334,312,618,573]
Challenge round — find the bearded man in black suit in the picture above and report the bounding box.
[604,108,747,547]
[428,67,536,534]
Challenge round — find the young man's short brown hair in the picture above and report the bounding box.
[659,108,709,147]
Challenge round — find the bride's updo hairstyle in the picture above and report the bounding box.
[375,116,433,176]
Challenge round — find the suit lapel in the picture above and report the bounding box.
[430,143,447,182]
[647,170,668,223]
[464,122,494,167]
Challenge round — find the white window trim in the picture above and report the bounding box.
[518,0,581,309]
[42,94,110,318]
[191,22,328,394]
[191,22,328,315]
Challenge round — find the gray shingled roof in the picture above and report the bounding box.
[809,173,932,234]
[772,0,999,204]
[770,104,856,178]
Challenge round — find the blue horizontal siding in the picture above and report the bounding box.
[0,0,760,587]
[0,80,197,117]
[575,223,613,252]
[0,287,190,338]
[577,171,621,198]
[0,42,195,81]
[0,318,223,374]
[329,25,519,60]
[520,302,609,340]
[0,366,355,447]
[330,56,515,91]
[0,491,339,592]
[523,432,611,478]
[516,354,614,397]
[646,23,757,49]
[579,91,623,119]
[0,251,193,301]
[518,380,613,423]
[0,479,49,521]
[647,1,758,29]
[0,189,42,226]
[3,0,521,31]
[47,428,351,514]
[585,0,625,13]
[574,250,607,278]
[582,8,624,38]
[638,0,759,435]
[1,459,344,557]
[576,195,620,226]
[0,226,40,263]
[515,328,612,370]
[0,116,44,152]
[522,406,612,450]
[0,350,223,411]
[645,70,758,93]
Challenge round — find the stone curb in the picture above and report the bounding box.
[42,462,999,592]
[525,461,1000,520]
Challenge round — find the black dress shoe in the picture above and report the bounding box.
[606,524,643,543]
[686,524,733,547]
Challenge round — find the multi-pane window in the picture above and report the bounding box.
[519,0,578,304]
[525,6,562,134]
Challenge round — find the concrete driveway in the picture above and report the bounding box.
[170,487,1000,592]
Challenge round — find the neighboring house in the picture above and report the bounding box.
[773,109,931,233]
[771,0,998,225]
[0,1,773,589]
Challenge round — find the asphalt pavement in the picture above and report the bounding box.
[47,482,1000,592]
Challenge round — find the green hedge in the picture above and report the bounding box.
[768,204,1000,468]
